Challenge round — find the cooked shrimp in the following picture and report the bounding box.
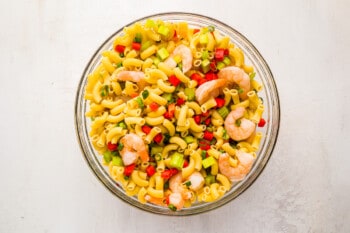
[116,70,148,90]
[169,173,192,199]
[164,44,193,73]
[195,79,227,105]
[218,66,250,99]
[224,107,255,141]
[119,133,149,166]
[187,171,204,191]
[168,192,185,210]
[218,151,255,182]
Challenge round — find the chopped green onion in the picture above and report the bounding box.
[134,33,142,43]
[103,151,113,163]
[142,90,149,99]
[112,156,123,166]
[177,62,183,71]
[118,142,124,151]
[157,25,170,37]
[205,174,216,185]
[201,150,207,159]
[184,88,195,101]
[207,26,215,32]
[222,129,229,140]
[183,181,192,188]
[217,106,229,119]
[238,88,244,94]
[141,40,152,51]
[164,181,169,190]
[199,34,208,45]
[223,56,231,65]
[124,175,130,180]
[100,85,109,97]
[119,53,124,58]
[249,72,256,80]
[118,121,127,129]
[168,204,177,211]
[113,62,123,68]
[184,136,195,144]
[151,146,163,155]
[216,61,225,70]
[135,97,144,108]
[201,59,210,73]
[235,119,241,127]
[202,156,216,169]
[169,152,184,170]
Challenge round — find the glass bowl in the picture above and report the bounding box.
[75,12,280,215]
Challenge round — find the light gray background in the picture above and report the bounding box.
[1,0,349,232]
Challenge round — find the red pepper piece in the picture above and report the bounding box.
[193,115,201,125]
[258,118,266,127]
[149,102,159,111]
[132,42,141,51]
[215,48,225,61]
[146,165,156,177]
[205,72,218,81]
[224,49,229,55]
[176,98,185,106]
[203,131,214,141]
[161,168,178,179]
[115,44,126,53]
[164,112,171,120]
[183,160,189,168]
[193,28,200,34]
[199,140,211,150]
[190,73,202,82]
[204,118,211,126]
[124,163,136,176]
[210,61,217,71]
[215,97,225,108]
[154,133,163,144]
[141,125,152,134]
[168,75,181,86]
[107,142,117,151]
[197,78,207,86]
[201,111,210,118]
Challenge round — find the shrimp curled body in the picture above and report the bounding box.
[218,66,250,99]
[164,44,193,73]
[119,133,149,166]
[195,79,227,105]
[168,173,192,210]
[218,151,255,182]
[224,107,255,141]
[115,71,148,90]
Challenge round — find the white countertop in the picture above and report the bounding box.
[1,0,349,232]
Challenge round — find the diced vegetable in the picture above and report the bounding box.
[205,174,216,185]
[168,75,181,86]
[201,59,211,73]
[223,56,231,65]
[142,90,149,99]
[154,133,163,144]
[169,152,184,170]
[217,106,229,118]
[157,47,170,61]
[215,48,225,61]
[146,165,156,177]
[168,204,177,211]
[107,142,117,151]
[118,142,124,151]
[176,98,185,106]
[184,136,195,144]
[142,125,152,134]
[215,97,225,108]
[135,97,144,108]
[118,121,127,129]
[103,151,113,163]
[203,131,214,141]
[158,25,170,36]
[199,34,208,45]
[132,42,141,51]
[161,168,178,179]
[149,102,159,111]
[112,156,123,166]
[205,72,218,81]
[124,164,136,176]
[151,146,163,155]
[134,33,142,43]
[193,115,201,124]
[115,44,125,53]
[258,118,266,127]
[141,40,152,51]
[184,88,195,101]
[216,61,225,70]
[202,156,216,169]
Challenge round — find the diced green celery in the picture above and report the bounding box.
[216,61,225,70]
[161,93,174,102]
[157,47,169,61]
[222,129,229,140]
[205,174,216,185]
[201,59,210,73]
[153,57,161,66]
[202,156,216,169]
[151,146,163,155]
[199,34,208,44]
[207,26,215,32]
[217,106,229,119]
[118,121,127,129]
[249,72,256,80]
[223,56,231,65]
[184,88,195,101]
[201,50,209,60]
[157,25,170,37]
[184,136,195,144]
[112,156,123,166]
[103,151,113,163]
[169,152,184,169]
[145,19,156,28]
[141,40,152,51]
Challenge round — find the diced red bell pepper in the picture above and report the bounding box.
[204,118,211,126]
[161,168,178,179]
[224,49,229,55]
[199,140,210,150]
[146,165,156,177]
[168,75,181,87]
[107,142,117,151]
[149,102,159,111]
[205,72,218,81]
[193,115,201,125]
[215,97,225,108]
[154,133,163,144]
[201,111,210,118]
[132,42,141,51]
[258,118,266,127]
[142,125,152,134]
[210,61,217,71]
[176,98,185,106]
[197,78,207,86]
[115,44,126,53]
[183,160,189,168]
[190,73,202,82]
[215,48,225,61]
[193,28,200,34]
[124,163,136,176]
[164,112,171,120]
[130,93,139,98]
[167,103,176,118]
[203,131,214,141]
